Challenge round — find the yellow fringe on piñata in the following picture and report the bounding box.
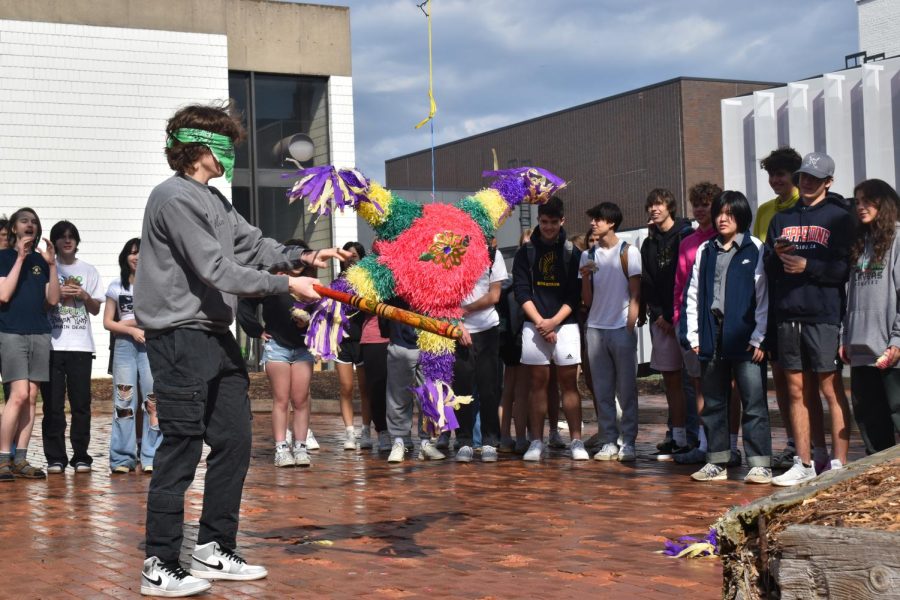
[344,265,380,302]
[358,182,393,228]
[446,394,474,409]
[417,330,456,355]
[473,188,508,228]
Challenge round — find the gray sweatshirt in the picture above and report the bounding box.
[134,174,302,333]
[842,224,900,367]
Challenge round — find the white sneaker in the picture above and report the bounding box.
[46,463,65,474]
[828,459,844,472]
[359,427,373,450]
[343,428,357,451]
[593,443,619,461]
[744,466,773,484]
[523,440,544,462]
[618,444,636,462]
[387,440,406,463]
[481,445,498,462]
[570,439,589,461]
[772,456,816,487]
[548,430,566,449]
[418,440,446,461]
[274,445,294,468]
[190,541,268,581]
[305,430,320,450]
[455,445,474,463]
[141,556,211,597]
[293,444,311,467]
[691,463,727,481]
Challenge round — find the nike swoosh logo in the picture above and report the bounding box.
[193,556,225,570]
[142,573,163,586]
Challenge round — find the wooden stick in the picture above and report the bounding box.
[312,284,462,340]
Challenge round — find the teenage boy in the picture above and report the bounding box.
[579,202,641,461]
[767,152,854,487]
[686,191,772,484]
[513,196,586,461]
[754,147,802,468]
[453,241,507,462]
[640,188,694,459]
[135,103,342,597]
[42,221,104,474]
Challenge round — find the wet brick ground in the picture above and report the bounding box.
[0,394,866,599]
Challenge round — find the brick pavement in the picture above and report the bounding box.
[0,403,866,599]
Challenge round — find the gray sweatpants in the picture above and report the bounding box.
[586,327,639,445]
[386,343,427,440]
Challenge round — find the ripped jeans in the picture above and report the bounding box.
[109,336,161,469]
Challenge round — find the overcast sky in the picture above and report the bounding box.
[302,0,859,181]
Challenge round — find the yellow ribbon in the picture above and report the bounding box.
[414,0,437,129]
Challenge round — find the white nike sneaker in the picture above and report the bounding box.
[189,541,268,581]
[141,556,211,597]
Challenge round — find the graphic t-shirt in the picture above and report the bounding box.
[462,249,508,333]
[0,249,51,335]
[49,259,104,352]
[578,241,642,329]
[106,278,137,323]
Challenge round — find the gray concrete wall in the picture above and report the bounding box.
[0,0,351,75]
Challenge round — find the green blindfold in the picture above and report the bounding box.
[167,128,236,183]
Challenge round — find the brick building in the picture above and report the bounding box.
[384,77,776,237]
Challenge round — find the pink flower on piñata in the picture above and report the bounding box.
[377,203,489,318]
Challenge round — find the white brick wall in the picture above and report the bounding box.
[327,75,359,251]
[0,19,230,378]
[858,0,900,58]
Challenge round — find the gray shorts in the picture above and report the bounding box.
[0,332,51,383]
[776,321,840,373]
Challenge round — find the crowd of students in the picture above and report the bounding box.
[0,214,159,482]
[243,146,899,491]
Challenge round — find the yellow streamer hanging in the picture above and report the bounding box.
[414,0,437,129]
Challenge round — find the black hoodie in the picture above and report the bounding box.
[765,193,854,325]
[512,226,582,324]
[640,217,693,324]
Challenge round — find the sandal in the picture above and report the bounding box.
[12,460,47,479]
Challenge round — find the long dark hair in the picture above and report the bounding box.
[8,207,41,248]
[851,179,900,265]
[119,238,140,291]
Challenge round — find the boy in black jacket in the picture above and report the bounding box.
[767,152,854,486]
[640,188,695,459]
[512,197,586,462]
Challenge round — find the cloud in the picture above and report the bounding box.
[302,0,859,181]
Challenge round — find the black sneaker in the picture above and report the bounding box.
[141,556,211,597]
[653,441,692,462]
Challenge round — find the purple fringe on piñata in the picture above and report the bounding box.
[302,276,354,359]
[482,167,567,206]
[662,528,718,557]
[285,166,372,216]
[414,350,459,434]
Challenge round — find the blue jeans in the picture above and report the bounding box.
[700,357,771,467]
[109,336,161,469]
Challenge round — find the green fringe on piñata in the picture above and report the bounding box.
[456,196,496,240]
[358,255,397,301]
[374,196,423,241]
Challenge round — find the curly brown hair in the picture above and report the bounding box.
[851,179,900,266]
[760,147,802,174]
[165,101,246,174]
[688,181,722,206]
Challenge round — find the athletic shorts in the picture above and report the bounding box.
[262,337,314,366]
[335,340,364,366]
[776,321,840,373]
[649,322,683,372]
[0,332,51,383]
[681,345,702,379]
[520,322,581,366]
